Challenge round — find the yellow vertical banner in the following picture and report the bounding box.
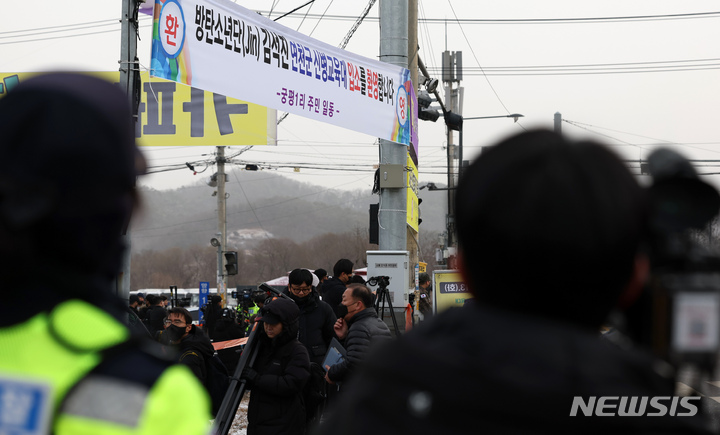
[406,154,419,232]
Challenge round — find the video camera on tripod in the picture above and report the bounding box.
[231,287,255,310]
[367,276,401,336]
[611,148,720,377]
[367,275,390,288]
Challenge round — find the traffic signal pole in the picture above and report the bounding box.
[217,146,228,305]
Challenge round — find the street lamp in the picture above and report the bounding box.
[464,114,524,122]
[459,114,524,180]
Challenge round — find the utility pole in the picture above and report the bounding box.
[118,0,142,299]
[554,112,562,134]
[378,0,408,252]
[442,51,462,252]
[217,146,228,305]
[407,0,418,286]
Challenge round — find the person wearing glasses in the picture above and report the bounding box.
[283,269,338,366]
[283,268,337,426]
[161,307,215,387]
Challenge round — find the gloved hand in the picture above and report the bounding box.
[241,367,259,383]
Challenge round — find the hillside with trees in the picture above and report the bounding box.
[130,170,448,290]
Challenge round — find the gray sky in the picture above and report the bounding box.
[2,0,719,193]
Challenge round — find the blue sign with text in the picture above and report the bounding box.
[199,281,209,323]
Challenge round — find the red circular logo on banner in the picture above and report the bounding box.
[159,0,185,59]
[396,85,408,126]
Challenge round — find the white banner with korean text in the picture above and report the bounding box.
[150,0,417,147]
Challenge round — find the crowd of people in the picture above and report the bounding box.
[3,72,713,435]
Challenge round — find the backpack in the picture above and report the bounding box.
[303,362,327,424]
[181,350,230,417]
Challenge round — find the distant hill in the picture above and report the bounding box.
[130,170,447,253]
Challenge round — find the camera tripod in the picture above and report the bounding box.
[371,277,401,336]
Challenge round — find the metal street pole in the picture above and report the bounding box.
[378,0,408,251]
[445,84,456,249]
[555,112,562,134]
[442,51,461,251]
[217,146,227,305]
[118,0,141,299]
[407,0,419,290]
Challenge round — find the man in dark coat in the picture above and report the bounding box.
[144,294,167,339]
[283,268,337,365]
[325,284,391,388]
[313,268,328,297]
[161,307,215,385]
[203,295,224,340]
[321,259,354,312]
[417,272,433,319]
[317,131,713,434]
[242,298,310,435]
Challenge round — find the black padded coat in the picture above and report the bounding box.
[247,298,310,435]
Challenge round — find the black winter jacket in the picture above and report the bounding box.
[213,318,247,374]
[248,299,310,435]
[174,325,215,384]
[320,277,346,312]
[283,288,338,364]
[327,307,391,384]
[144,305,167,339]
[318,304,713,435]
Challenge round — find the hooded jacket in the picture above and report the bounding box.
[248,298,311,435]
[283,287,338,364]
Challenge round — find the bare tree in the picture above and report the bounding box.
[132,227,423,290]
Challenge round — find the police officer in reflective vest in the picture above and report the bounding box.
[0,73,211,434]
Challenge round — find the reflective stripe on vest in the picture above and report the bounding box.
[61,374,148,427]
[0,300,129,433]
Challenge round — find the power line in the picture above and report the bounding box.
[563,119,720,156]
[446,0,523,128]
[8,9,717,45]
[253,10,720,24]
[427,57,720,70]
[426,64,720,76]
[0,21,153,46]
[0,18,125,37]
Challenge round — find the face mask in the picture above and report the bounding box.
[335,303,349,319]
[166,324,186,342]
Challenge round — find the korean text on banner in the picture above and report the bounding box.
[0,72,276,147]
[150,0,416,146]
[432,271,472,313]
